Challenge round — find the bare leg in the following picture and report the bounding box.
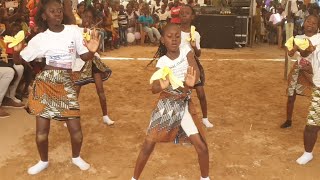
[93,73,108,116]
[296,125,320,165]
[65,119,83,158]
[304,125,320,152]
[36,116,51,161]
[65,118,90,170]
[195,86,213,128]
[27,116,51,175]
[195,86,207,118]
[280,92,296,128]
[133,139,156,179]
[189,134,209,178]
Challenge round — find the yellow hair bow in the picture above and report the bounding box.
[150,66,184,89]
[285,36,310,51]
[186,25,196,42]
[3,30,25,48]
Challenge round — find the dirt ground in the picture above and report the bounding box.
[1,44,320,180]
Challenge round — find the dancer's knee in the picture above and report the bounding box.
[72,130,83,144]
[141,140,155,155]
[195,142,208,156]
[36,132,48,144]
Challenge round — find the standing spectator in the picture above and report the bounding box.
[170,0,181,24]
[268,7,285,44]
[111,3,120,48]
[151,0,163,14]
[127,4,137,33]
[118,5,128,46]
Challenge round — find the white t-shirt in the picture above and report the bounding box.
[180,31,201,50]
[20,25,88,70]
[157,11,170,21]
[269,13,284,25]
[294,34,320,64]
[156,46,191,82]
[295,10,309,19]
[304,33,320,87]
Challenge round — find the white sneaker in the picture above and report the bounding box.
[202,118,213,128]
[27,160,49,175]
[7,96,21,103]
[103,115,114,125]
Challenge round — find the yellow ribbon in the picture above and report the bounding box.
[3,30,25,48]
[285,36,310,51]
[83,32,91,41]
[186,25,196,42]
[150,66,184,89]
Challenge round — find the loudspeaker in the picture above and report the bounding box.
[195,15,236,49]
[234,16,249,44]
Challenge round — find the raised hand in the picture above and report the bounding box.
[159,75,170,90]
[185,66,197,87]
[13,42,24,52]
[85,28,101,53]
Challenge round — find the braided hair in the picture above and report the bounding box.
[35,0,62,31]
[146,23,179,67]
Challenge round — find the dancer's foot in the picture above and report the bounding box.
[103,115,114,125]
[0,107,10,118]
[280,120,292,128]
[200,176,210,180]
[296,152,313,165]
[72,156,90,170]
[202,118,213,128]
[131,177,137,180]
[63,122,67,128]
[27,160,49,175]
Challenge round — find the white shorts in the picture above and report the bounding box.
[181,104,199,137]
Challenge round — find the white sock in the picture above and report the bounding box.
[27,160,49,175]
[72,156,90,170]
[200,176,210,180]
[296,152,313,165]
[202,118,213,128]
[131,177,137,180]
[64,122,67,128]
[103,115,114,125]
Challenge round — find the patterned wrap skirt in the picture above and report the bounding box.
[74,56,112,86]
[307,88,320,126]
[287,61,313,96]
[25,70,80,120]
[146,86,206,144]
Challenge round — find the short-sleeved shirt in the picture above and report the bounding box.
[111,11,119,28]
[180,31,201,50]
[157,11,170,21]
[20,25,88,70]
[156,46,191,81]
[269,13,283,25]
[170,6,181,24]
[118,11,128,27]
[139,15,154,27]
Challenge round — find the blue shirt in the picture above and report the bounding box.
[138,15,154,27]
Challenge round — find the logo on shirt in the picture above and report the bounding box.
[68,41,75,53]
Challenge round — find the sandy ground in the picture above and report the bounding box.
[1,44,319,180]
